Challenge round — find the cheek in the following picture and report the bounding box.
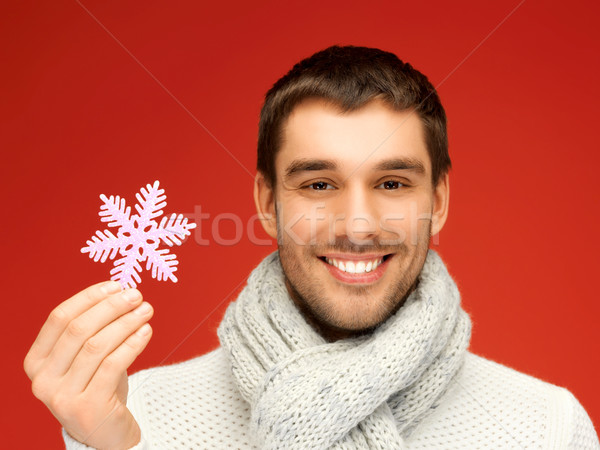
[278,196,331,242]
[379,196,432,245]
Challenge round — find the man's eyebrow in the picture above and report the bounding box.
[284,159,338,179]
[373,158,426,174]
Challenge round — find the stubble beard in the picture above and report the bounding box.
[276,221,432,341]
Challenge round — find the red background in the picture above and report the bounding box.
[2,0,599,446]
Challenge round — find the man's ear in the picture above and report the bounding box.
[431,172,450,237]
[253,172,278,239]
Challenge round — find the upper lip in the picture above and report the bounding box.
[318,253,392,261]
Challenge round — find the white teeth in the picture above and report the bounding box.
[324,257,385,274]
[355,261,366,274]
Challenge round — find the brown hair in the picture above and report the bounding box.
[257,45,450,188]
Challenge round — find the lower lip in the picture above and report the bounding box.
[320,256,392,284]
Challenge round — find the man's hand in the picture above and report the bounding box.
[24,281,153,449]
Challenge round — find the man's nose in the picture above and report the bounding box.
[333,186,380,244]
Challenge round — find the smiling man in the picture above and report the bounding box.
[255,97,444,341]
[26,45,599,449]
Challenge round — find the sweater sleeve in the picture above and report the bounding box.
[565,390,600,450]
[62,428,149,450]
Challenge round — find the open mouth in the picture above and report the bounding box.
[319,253,392,274]
[319,253,393,283]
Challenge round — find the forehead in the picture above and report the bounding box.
[277,98,430,177]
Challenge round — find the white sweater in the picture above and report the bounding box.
[63,348,599,449]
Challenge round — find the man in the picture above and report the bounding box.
[25,45,599,449]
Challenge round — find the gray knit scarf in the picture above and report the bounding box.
[217,249,471,449]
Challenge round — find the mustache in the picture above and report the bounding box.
[310,238,405,255]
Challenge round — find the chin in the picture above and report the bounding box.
[300,287,405,335]
[333,301,400,330]
[278,235,428,339]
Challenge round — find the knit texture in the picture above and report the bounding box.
[62,350,600,449]
[61,249,600,449]
[217,249,471,449]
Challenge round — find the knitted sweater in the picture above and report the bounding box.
[63,347,599,449]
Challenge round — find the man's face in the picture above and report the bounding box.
[255,97,448,340]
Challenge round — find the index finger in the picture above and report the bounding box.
[26,281,123,365]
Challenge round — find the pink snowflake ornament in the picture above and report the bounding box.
[81,181,196,289]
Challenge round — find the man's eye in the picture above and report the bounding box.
[377,180,403,190]
[308,181,334,190]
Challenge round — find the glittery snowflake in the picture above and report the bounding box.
[81,180,196,289]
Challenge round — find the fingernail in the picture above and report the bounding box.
[122,289,141,303]
[101,281,122,295]
[137,323,151,336]
[133,302,152,315]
